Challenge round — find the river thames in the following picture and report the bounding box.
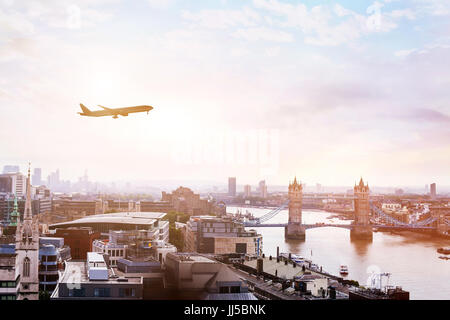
[228,206,450,300]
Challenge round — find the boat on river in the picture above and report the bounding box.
[340,265,349,275]
[437,247,450,254]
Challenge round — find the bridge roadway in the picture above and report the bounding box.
[240,200,445,231]
[302,195,356,200]
[243,222,436,230]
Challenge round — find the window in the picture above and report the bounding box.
[94,288,110,297]
[119,288,135,297]
[68,288,85,297]
[219,286,230,293]
[46,255,57,262]
[235,243,247,254]
[0,281,16,288]
[23,257,30,278]
[46,265,58,271]
[230,286,241,293]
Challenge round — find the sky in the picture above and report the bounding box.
[1,0,450,188]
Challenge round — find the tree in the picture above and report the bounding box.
[39,290,50,300]
[163,211,190,251]
[169,225,184,251]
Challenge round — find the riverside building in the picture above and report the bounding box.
[184,216,262,256]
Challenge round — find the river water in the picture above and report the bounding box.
[228,206,450,300]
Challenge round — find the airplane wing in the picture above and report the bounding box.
[98,105,113,111]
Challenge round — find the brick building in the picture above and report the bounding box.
[53,227,101,260]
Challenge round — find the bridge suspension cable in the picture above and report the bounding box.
[370,203,437,228]
[256,201,289,224]
[242,200,444,230]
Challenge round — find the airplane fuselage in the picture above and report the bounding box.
[78,104,153,118]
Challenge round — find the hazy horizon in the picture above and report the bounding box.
[2,0,450,186]
[2,161,448,195]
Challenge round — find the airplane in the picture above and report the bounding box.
[78,104,153,119]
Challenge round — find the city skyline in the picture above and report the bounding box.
[2,0,450,305]
[2,0,450,186]
[1,162,447,195]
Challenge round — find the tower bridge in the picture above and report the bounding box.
[242,177,449,240]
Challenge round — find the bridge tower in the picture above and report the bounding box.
[430,207,450,236]
[285,177,306,240]
[350,178,373,240]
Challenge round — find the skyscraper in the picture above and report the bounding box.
[258,180,267,198]
[316,183,322,193]
[228,177,236,197]
[0,173,27,196]
[32,168,42,186]
[430,183,436,199]
[2,165,20,174]
[244,185,251,198]
[47,169,60,191]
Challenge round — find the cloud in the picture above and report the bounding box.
[264,46,280,57]
[181,7,294,43]
[414,0,450,16]
[395,48,417,57]
[181,7,260,29]
[0,8,35,38]
[147,0,173,9]
[389,9,416,20]
[252,0,406,46]
[178,0,417,47]
[407,108,450,123]
[232,27,293,42]
[230,47,250,57]
[0,0,116,32]
[0,37,38,62]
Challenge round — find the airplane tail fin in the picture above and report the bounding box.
[80,103,91,114]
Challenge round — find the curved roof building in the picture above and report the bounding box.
[49,212,168,234]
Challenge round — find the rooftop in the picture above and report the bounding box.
[206,293,257,300]
[117,258,160,267]
[168,252,217,263]
[296,274,326,281]
[60,260,142,285]
[50,211,167,228]
[87,252,106,264]
[244,257,314,279]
